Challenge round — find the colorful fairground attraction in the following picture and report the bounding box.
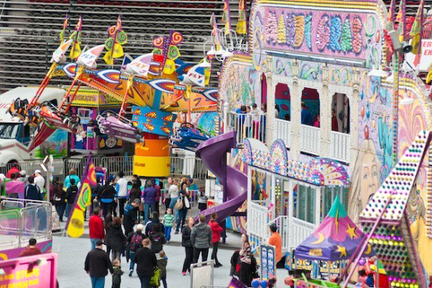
[0,0,432,287]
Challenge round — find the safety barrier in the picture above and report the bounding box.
[248,201,269,251]
[269,216,290,252]
[0,198,52,248]
[289,217,316,251]
[300,124,321,155]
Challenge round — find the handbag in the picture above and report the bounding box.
[150,267,160,287]
[174,197,183,210]
[184,195,191,209]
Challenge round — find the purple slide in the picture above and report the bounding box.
[196,131,247,223]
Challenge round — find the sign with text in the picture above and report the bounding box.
[0,253,57,288]
[405,40,432,72]
[260,244,276,280]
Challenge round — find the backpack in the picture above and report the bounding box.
[129,233,143,252]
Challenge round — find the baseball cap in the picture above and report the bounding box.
[95,240,104,246]
[20,170,26,176]
[34,169,41,174]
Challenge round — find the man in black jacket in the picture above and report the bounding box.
[123,198,140,237]
[84,240,114,288]
[135,238,157,288]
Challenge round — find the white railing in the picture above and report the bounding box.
[274,119,291,147]
[289,217,316,251]
[170,156,208,180]
[330,131,350,163]
[301,125,321,155]
[227,111,266,144]
[270,216,289,252]
[248,201,269,250]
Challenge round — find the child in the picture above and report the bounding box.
[112,259,123,288]
[162,208,175,243]
[157,250,168,288]
[197,190,208,212]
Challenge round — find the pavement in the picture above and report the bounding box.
[53,223,289,288]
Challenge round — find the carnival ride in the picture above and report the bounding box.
[7,15,219,166]
[195,131,247,223]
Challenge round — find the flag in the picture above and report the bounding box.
[387,0,396,29]
[77,44,105,68]
[222,0,231,35]
[210,13,221,51]
[66,157,97,238]
[69,16,83,59]
[396,0,406,42]
[410,0,425,56]
[59,15,69,44]
[104,15,128,65]
[236,0,247,35]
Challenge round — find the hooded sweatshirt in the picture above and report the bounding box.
[191,222,212,249]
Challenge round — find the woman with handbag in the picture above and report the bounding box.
[135,238,158,288]
[175,182,190,234]
[181,217,194,276]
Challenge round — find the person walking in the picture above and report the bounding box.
[181,217,194,276]
[135,238,157,288]
[64,168,81,189]
[98,180,116,218]
[142,180,156,224]
[33,170,45,192]
[84,240,114,288]
[174,182,190,234]
[89,208,105,250]
[107,217,126,262]
[65,178,79,217]
[268,223,282,267]
[153,179,161,216]
[145,212,164,237]
[91,177,103,214]
[129,181,141,202]
[191,214,212,263]
[209,212,223,267]
[157,250,168,288]
[24,176,42,201]
[127,224,145,277]
[168,178,179,211]
[53,180,66,222]
[162,208,174,243]
[239,234,253,286]
[197,190,208,212]
[19,238,42,257]
[104,214,113,256]
[164,177,173,211]
[111,259,123,288]
[149,223,166,254]
[115,172,128,217]
[123,199,140,237]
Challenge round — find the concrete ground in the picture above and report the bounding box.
[53,226,289,288]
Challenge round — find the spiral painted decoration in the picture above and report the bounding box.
[116,30,127,45]
[153,37,164,48]
[170,31,183,45]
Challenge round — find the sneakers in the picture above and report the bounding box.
[215,263,223,268]
[182,272,186,276]
[174,230,179,234]
[129,270,133,277]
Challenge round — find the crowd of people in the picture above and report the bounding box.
[4,165,285,288]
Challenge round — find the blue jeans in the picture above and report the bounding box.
[164,226,172,241]
[129,251,136,272]
[144,203,155,223]
[66,203,74,218]
[90,238,99,250]
[90,276,105,288]
[139,275,151,288]
[176,209,187,232]
[161,276,167,288]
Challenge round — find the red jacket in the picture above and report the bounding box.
[209,220,223,243]
[6,167,20,179]
[89,215,105,239]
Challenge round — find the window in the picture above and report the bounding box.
[275,83,290,121]
[295,184,316,224]
[301,88,320,127]
[0,123,20,139]
[331,93,350,133]
[321,186,349,220]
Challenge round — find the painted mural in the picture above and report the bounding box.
[219,55,262,111]
[251,4,383,69]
